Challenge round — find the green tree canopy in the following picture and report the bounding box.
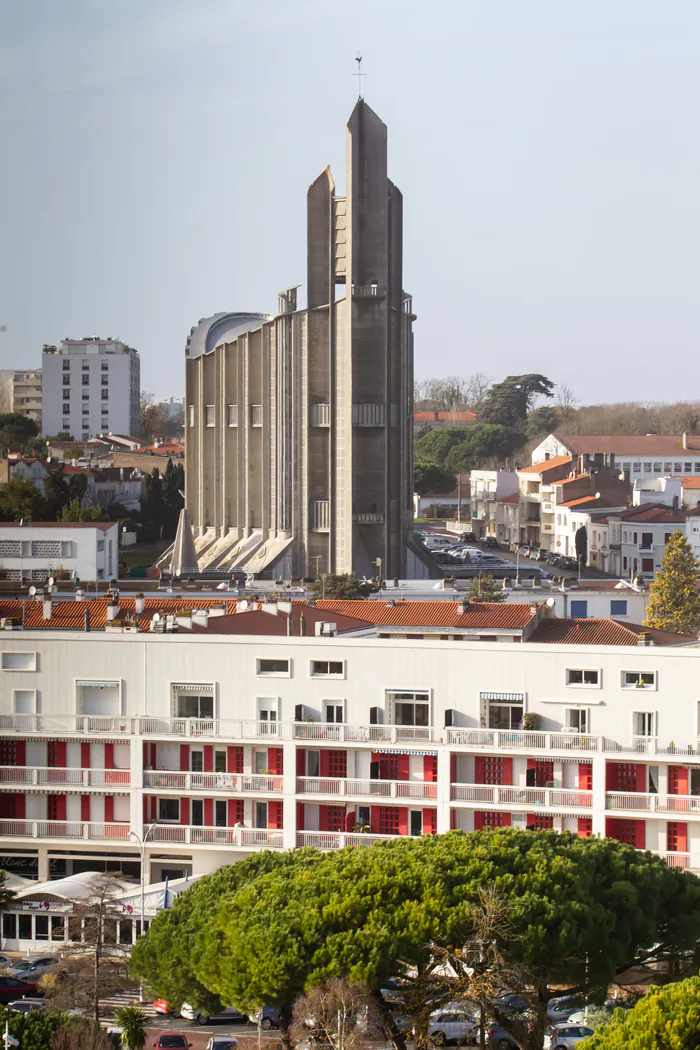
[59,499,107,522]
[414,427,469,468]
[0,412,38,452]
[130,830,700,1050]
[479,374,555,428]
[445,424,524,471]
[464,574,507,602]
[525,405,560,441]
[413,460,456,496]
[581,977,700,1049]
[310,573,377,599]
[645,531,700,634]
[0,475,46,521]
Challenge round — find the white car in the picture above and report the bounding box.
[543,1024,594,1049]
[427,1009,478,1045]
[180,1002,249,1025]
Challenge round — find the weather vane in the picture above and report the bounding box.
[354,53,365,99]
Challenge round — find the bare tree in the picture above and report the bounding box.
[139,392,166,442]
[464,372,493,411]
[52,1019,114,1050]
[39,874,134,1050]
[290,979,383,1050]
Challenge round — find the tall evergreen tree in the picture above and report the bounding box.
[645,530,700,634]
[465,574,507,602]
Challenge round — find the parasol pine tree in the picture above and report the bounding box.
[644,530,700,634]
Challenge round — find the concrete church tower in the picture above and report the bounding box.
[181,101,428,581]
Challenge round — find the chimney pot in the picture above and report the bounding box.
[42,598,51,621]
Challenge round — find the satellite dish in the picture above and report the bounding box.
[595,491,601,499]
[546,597,555,607]
[28,586,36,597]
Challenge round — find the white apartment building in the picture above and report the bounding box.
[42,339,140,441]
[532,433,700,481]
[0,523,119,582]
[0,370,42,433]
[469,471,519,543]
[0,594,698,951]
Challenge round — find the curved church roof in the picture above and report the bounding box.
[185,312,272,358]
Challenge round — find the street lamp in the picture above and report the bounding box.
[129,824,155,938]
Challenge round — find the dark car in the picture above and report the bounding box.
[559,556,579,570]
[0,976,39,1003]
[151,1035,192,1050]
[459,532,476,543]
[491,994,528,1013]
[480,536,499,548]
[259,1005,280,1030]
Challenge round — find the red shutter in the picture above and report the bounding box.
[55,795,67,821]
[104,743,114,769]
[636,765,647,794]
[502,758,513,786]
[345,810,356,832]
[228,798,244,825]
[527,758,536,770]
[180,797,190,825]
[635,820,645,849]
[474,757,485,784]
[398,808,409,836]
[423,756,437,783]
[423,808,437,834]
[474,812,485,831]
[227,746,243,774]
[180,745,189,771]
[296,802,305,831]
[81,795,90,821]
[296,749,306,776]
[669,766,689,795]
[268,801,283,829]
[578,764,592,790]
[142,742,149,767]
[81,743,91,769]
[677,822,688,852]
[319,805,329,832]
[450,754,456,783]
[577,817,592,838]
[450,808,456,829]
[14,742,25,767]
[398,755,410,781]
[203,799,213,827]
[203,746,213,773]
[319,751,330,778]
[143,797,148,822]
[501,813,512,826]
[370,806,381,835]
[15,794,25,819]
[48,742,67,768]
[104,796,114,823]
[150,796,157,821]
[269,748,284,775]
[606,764,616,790]
[679,767,689,794]
[150,744,157,768]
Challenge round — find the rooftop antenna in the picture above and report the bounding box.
[354,53,365,99]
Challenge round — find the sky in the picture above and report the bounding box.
[1,0,699,404]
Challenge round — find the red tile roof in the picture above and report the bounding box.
[528,618,691,646]
[316,600,534,629]
[498,493,520,504]
[682,478,700,489]
[558,495,602,508]
[519,455,573,475]
[414,410,477,424]
[618,504,685,524]
[190,607,372,636]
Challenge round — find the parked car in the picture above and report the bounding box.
[8,998,45,1014]
[547,997,582,1024]
[206,1040,238,1050]
[9,956,58,980]
[151,1035,193,1049]
[459,532,477,543]
[251,1005,280,1029]
[480,536,499,548]
[152,999,180,1017]
[518,544,532,557]
[491,994,528,1013]
[559,556,579,570]
[0,976,39,1003]
[543,1024,594,1049]
[486,1023,519,1048]
[181,1002,249,1026]
[0,955,13,969]
[427,1010,478,1045]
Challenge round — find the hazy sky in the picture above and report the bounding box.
[1,1,699,404]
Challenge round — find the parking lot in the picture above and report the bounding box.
[146,1016,279,1048]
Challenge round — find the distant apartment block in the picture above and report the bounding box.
[0,370,42,433]
[42,339,140,441]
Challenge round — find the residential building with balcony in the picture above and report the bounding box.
[0,522,119,582]
[517,457,574,549]
[607,504,686,581]
[532,433,700,481]
[0,590,698,956]
[0,370,43,433]
[469,471,519,543]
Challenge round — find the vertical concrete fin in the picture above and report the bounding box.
[169,507,199,576]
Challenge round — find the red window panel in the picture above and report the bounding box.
[423,808,437,834]
[532,761,554,787]
[377,807,401,835]
[326,751,347,778]
[203,799,213,827]
[296,801,305,831]
[606,818,645,848]
[203,746,214,773]
[47,795,66,822]
[228,746,244,775]
[268,800,283,829]
[450,754,457,783]
[578,764,592,791]
[180,745,189,772]
[424,756,438,783]
[180,797,190,826]
[268,748,284,776]
[0,794,24,819]
[577,817,592,838]
[104,796,115,823]
[667,821,688,853]
[668,766,689,796]
[450,808,456,830]
[607,763,643,793]
[474,811,511,830]
[104,743,115,769]
[326,806,345,832]
[0,741,25,767]
[475,757,512,786]
[81,742,91,769]
[81,795,91,821]
[47,742,66,768]
[228,799,244,826]
[528,813,554,831]
[296,749,306,776]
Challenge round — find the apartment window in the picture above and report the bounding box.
[62,375,70,386]
[326,751,347,778]
[257,658,290,677]
[82,374,89,386]
[667,821,687,853]
[82,392,90,401]
[633,711,656,738]
[566,669,600,687]
[664,462,672,472]
[570,600,588,618]
[62,360,70,371]
[610,600,628,617]
[641,558,654,574]
[214,750,226,773]
[227,405,238,427]
[101,376,108,386]
[205,405,215,427]
[1,652,37,671]
[189,405,194,427]
[622,671,656,690]
[82,407,89,415]
[674,462,682,472]
[479,757,508,785]
[324,701,344,724]
[62,390,70,401]
[251,405,263,427]
[158,799,180,822]
[632,463,641,473]
[386,690,430,727]
[640,532,653,550]
[566,708,589,733]
[173,689,214,720]
[653,463,661,473]
[190,751,203,773]
[664,533,672,544]
[378,806,401,835]
[311,660,344,678]
[257,697,279,734]
[685,463,693,473]
[528,813,554,831]
[695,463,700,473]
[82,361,89,370]
[326,805,345,832]
[100,389,108,400]
[643,462,652,472]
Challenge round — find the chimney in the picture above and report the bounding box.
[75,588,85,602]
[300,611,306,636]
[286,613,292,636]
[107,594,120,621]
[683,432,689,451]
[84,606,90,633]
[134,593,145,615]
[42,596,52,620]
[192,608,209,629]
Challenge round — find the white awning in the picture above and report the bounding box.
[171,683,213,692]
[76,681,119,689]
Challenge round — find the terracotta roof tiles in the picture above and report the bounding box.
[528,618,692,646]
[316,600,534,629]
[519,455,573,475]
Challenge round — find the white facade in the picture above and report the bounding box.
[469,471,519,542]
[633,477,682,507]
[0,523,119,582]
[42,340,140,441]
[0,370,43,433]
[616,519,682,581]
[532,434,700,481]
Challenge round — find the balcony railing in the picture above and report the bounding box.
[446,728,599,752]
[296,777,438,800]
[0,821,130,841]
[0,715,135,735]
[0,767,130,788]
[143,771,283,793]
[450,784,592,808]
[607,792,700,815]
[148,825,284,848]
[296,830,399,850]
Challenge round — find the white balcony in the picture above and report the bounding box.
[0,767,130,789]
[147,825,284,848]
[607,792,700,816]
[143,771,283,793]
[296,830,399,850]
[450,784,592,809]
[0,820,130,841]
[0,715,135,735]
[447,728,599,753]
[296,777,438,800]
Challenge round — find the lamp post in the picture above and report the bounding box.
[129,824,154,938]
